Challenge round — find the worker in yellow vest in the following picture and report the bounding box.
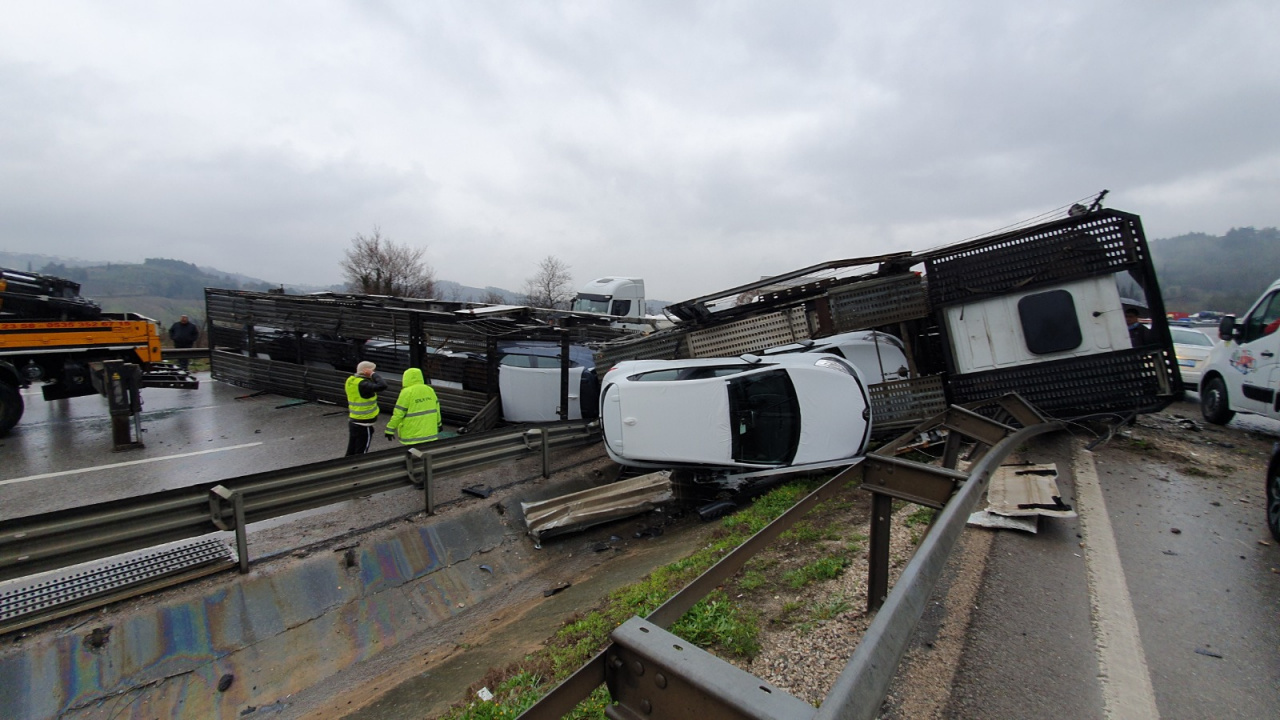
[344,361,387,456]
[385,368,441,445]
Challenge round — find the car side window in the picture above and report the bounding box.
[1241,292,1280,344]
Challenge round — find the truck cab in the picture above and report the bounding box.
[571,277,647,318]
[1200,278,1280,424]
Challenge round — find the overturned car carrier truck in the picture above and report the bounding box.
[205,203,1179,435]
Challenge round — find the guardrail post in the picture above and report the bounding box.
[868,493,892,611]
[541,427,550,478]
[209,485,250,573]
[407,448,436,515]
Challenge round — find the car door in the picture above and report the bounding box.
[1228,289,1280,417]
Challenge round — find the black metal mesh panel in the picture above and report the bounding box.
[828,274,929,332]
[869,374,948,431]
[925,211,1144,308]
[593,331,687,368]
[947,348,1173,418]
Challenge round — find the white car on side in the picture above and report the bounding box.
[762,330,911,384]
[600,353,872,478]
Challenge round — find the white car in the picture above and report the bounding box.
[600,353,871,477]
[762,330,911,384]
[1170,326,1215,389]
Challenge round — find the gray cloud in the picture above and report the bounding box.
[1,1,1276,302]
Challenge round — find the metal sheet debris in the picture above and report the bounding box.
[521,471,673,542]
[986,463,1077,518]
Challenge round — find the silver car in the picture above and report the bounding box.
[600,353,871,476]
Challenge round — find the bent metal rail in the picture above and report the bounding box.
[0,421,600,585]
[518,394,1062,720]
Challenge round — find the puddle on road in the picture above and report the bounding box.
[333,520,718,720]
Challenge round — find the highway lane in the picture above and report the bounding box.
[0,372,369,519]
[889,404,1280,719]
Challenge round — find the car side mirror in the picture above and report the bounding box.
[1218,315,1237,341]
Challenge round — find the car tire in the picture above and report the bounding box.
[1200,376,1235,425]
[1268,448,1280,543]
[0,380,24,437]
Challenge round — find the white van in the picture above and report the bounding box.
[1199,278,1280,424]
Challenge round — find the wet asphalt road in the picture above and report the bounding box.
[0,372,361,519]
[901,402,1280,720]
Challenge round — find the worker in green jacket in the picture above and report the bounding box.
[385,368,441,445]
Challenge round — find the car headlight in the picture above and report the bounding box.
[814,357,853,375]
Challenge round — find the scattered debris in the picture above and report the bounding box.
[477,687,494,702]
[218,673,235,692]
[590,542,611,553]
[522,471,672,542]
[84,626,112,650]
[479,564,493,573]
[543,582,571,597]
[634,526,664,539]
[463,485,493,499]
[967,511,1038,533]
[697,500,737,521]
[1194,647,1224,659]
[1162,550,1178,556]
[1171,528,1183,534]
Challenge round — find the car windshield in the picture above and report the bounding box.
[727,369,800,464]
[1171,328,1213,347]
[631,366,750,381]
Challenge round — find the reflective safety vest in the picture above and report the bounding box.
[346,375,380,421]
[387,368,441,444]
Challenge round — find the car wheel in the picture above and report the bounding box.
[0,380,24,437]
[1268,448,1280,542]
[1200,376,1235,425]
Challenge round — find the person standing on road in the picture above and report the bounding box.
[168,314,201,370]
[1126,307,1154,347]
[345,361,387,456]
[385,367,441,446]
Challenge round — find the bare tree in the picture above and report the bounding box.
[481,289,508,305]
[521,256,574,309]
[340,227,437,298]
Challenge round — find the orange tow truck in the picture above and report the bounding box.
[0,267,197,437]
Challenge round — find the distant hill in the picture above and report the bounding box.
[1148,226,1280,315]
[0,252,523,325]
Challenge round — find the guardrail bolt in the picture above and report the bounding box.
[654,673,667,689]
[609,654,622,669]
[640,699,653,714]
[631,660,645,676]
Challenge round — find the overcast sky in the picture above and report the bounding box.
[2,1,1276,301]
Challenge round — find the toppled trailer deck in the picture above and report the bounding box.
[203,203,1179,443]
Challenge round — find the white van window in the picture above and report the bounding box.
[1017,289,1083,354]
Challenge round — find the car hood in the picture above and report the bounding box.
[603,379,732,465]
[789,365,870,463]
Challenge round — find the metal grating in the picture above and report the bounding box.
[828,273,930,332]
[924,211,1145,308]
[948,348,1173,418]
[593,331,687,368]
[686,307,810,358]
[210,350,490,423]
[869,374,948,431]
[0,539,231,625]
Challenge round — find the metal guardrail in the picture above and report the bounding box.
[0,421,600,585]
[519,394,1061,720]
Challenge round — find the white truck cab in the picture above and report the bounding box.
[1200,278,1280,424]
[572,277,647,318]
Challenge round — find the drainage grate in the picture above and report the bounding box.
[0,538,233,625]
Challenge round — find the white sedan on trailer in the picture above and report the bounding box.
[600,353,872,477]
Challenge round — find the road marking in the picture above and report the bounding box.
[1074,445,1160,719]
[0,442,263,486]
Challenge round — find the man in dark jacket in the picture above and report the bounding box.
[1126,307,1154,347]
[168,315,200,370]
[345,361,387,456]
